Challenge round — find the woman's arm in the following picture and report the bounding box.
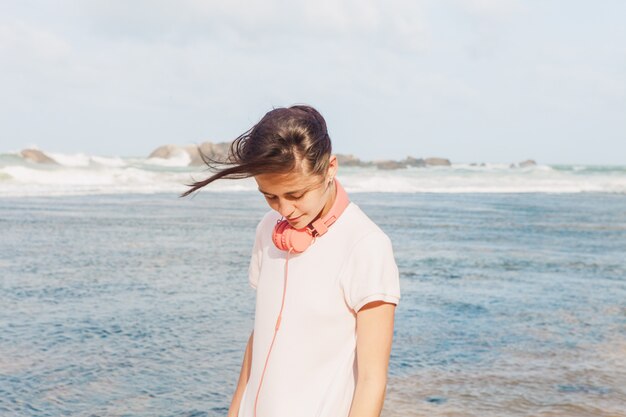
[348,301,396,417]
[227,330,254,417]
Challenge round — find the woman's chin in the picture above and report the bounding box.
[288,220,302,228]
[288,217,308,229]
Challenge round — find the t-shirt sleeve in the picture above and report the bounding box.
[248,218,264,290]
[340,231,401,312]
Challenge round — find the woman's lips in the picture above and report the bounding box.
[287,215,302,222]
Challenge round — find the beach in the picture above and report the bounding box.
[3,0,625,413]
[1,160,625,416]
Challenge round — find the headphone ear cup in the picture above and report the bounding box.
[272,220,290,251]
[272,220,314,253]
[282,226,314,253]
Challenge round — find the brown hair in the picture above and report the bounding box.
[180,105,332,197]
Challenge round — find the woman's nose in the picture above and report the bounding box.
[276,199,295,218]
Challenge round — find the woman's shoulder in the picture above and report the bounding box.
[336,202,390,244]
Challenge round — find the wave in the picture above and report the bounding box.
[144,153,192,168]
[1,152,625,197]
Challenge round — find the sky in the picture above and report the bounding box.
[0,1,624,165]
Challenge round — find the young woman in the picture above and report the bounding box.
[182,105,401,417]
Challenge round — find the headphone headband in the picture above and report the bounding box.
[309,178,349,237]
[272,178,350,253]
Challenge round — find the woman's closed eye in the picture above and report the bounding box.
[264,193,304,201]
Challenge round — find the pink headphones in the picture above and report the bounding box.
[271,177,350,253]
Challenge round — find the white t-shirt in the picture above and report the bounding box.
[237,201,401,417]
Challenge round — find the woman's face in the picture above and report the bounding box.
[254,156,338,230]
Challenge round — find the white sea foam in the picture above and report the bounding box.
[0,162,257,196]
[1,152,625,197]
[90,156,127,167]
[45,152,92,167]
[145,152,191,167]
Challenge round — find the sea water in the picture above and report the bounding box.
[2,151,626,196]
[1,155,625,416]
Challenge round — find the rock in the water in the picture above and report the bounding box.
[20,149,58,164]
[182,145,202,165]
[404,156,426,167]
[425,157,451,166]
[149,142,232,166]
[147,143,452,171]
[148,144,185,159]
[518,159,537,168]
[193,142,231,166]
[336,154,371,167]
[375,160,406,170]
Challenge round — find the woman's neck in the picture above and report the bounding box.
[309,181,336,226]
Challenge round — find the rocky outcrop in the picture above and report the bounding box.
[404,157,426,167]
[148,142,232,166]
[518,159,537,168]
[375,160,406,170]
[341,155,451,169]
[335,154,372,167]
[148,144,186,159]
[510,159,538,168]
[194,142,231,165]
[335,154,446,169]
[424,157,451,166]
[20,149,58,164]
[148,142,454,170]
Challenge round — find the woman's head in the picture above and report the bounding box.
[255,155,337,229]
[181,105,338,227]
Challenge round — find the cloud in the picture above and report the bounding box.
[0,21,71,64]
[1,0,624,163]
[0,21,75,112]
[77,0,429,52]
[455,0,522,18]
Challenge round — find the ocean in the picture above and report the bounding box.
[1,152,625,416]
[2,151,626,196]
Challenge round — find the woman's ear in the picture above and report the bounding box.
[327,154,338,182]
